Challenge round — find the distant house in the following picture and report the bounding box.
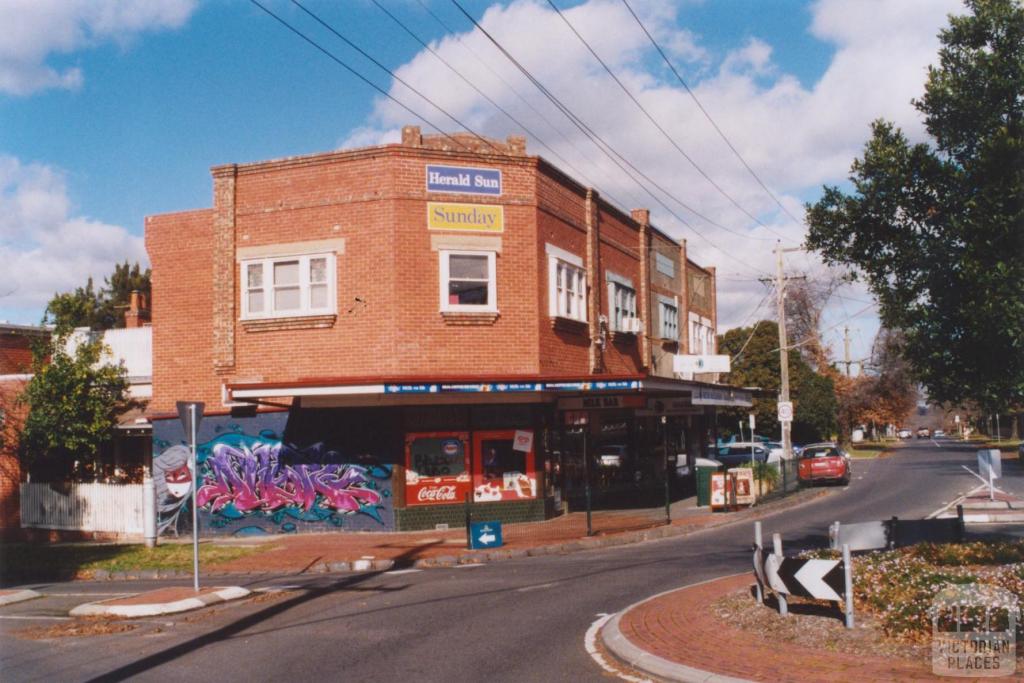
[0,293,152,540]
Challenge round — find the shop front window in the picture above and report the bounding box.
[473,430,536,502]
[405,432,471,506]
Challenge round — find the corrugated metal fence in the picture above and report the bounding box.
[20,483,144,534]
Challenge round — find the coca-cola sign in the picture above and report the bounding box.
[417,485,457,502]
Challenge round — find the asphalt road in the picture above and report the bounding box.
[2,439,1020,682]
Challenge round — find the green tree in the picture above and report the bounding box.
[717,321,837,443]
[44,261,150,333]
[19,331,131,476]
[805,0,1024,413]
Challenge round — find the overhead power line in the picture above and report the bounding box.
[620,0,806,227]
[289,0,503,155]
[448,0,770,276]
[369,0,638,210]
[546,0,784,242]
[249,0,481,156]
[411,0,648,212]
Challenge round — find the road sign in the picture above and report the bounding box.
[763,555,845,602]
[777,401,794,423]
[176,401,205,437]
[469,521,503,549]
[978,449,1002,480]
[749,413,756,432]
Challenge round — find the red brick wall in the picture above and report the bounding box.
[0,378,27,538]
[0,333,37,375]
[146,209,219,412]
[147,134,715,413]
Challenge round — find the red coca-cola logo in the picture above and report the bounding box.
[417,485,457,502]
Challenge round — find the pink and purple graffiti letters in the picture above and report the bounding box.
[196,442,385,519]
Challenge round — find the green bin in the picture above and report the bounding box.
[696,465,718,507]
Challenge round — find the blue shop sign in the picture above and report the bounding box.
[426,165,502,196]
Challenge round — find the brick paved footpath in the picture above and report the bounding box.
[614,574,949,682]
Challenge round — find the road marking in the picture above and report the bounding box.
[453,563,485,569]
[384,569,422,576]
[516,581,560,593]
[44,592,132,597]
[584,612,651,683]
[0,615,72,621]
[253,585,302,593]
[931,439,942,448]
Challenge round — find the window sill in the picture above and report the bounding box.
[441,311,500,326]
[241,314,337,333]
[550,316,588,335]
[609,330,638,343]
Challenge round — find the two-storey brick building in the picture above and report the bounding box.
[145,126,751,536]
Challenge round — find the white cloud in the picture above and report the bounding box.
[344,0,960,360]
[0,0,197,96]
[0,155,147,323]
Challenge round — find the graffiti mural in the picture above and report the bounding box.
[152,412,394,536]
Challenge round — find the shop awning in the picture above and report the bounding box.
[226,374,753,409]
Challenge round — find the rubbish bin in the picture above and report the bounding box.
[695,457,723,507]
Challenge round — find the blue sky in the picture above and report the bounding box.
[0,0,964,367]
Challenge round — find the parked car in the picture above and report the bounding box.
[916,427,931,438]
[934,429,946,438]
[897,428,912,439]
[716,442,779,468]
[797,443,851,485]
[1019,441,1024,463]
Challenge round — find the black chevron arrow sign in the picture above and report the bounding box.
[766,556,845,602]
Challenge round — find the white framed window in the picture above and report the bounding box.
[606,273,637,333]
[546,245,587,322]
[241,253,336,319]
[688,313,714,354]
[659,297,679,340]
[439,250,496,312]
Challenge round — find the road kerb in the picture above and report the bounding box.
[0,589,42,606]
[69,586,250,618]
[600,573,753,683]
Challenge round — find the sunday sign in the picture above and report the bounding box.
[426,164,505,233]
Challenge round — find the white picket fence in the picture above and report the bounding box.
[20,482,144,534]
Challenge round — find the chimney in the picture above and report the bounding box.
[402,125,422,147]
[125,290,150,328]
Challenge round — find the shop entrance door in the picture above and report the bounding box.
[472,430,536,503]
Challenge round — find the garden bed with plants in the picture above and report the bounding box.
[716,541,1024,663]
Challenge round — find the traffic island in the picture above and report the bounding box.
[69,586,250,618]
[0,589,42,606]
[602,574,933,682]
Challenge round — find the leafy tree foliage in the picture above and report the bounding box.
[805,0,1024,413]
[44,261,150,334]
[19,332,131,473]
[717,321,838,443]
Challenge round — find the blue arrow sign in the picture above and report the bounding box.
[469,521,503,549]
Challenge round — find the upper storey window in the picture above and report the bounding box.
[440,250,497,313]
[241,253,335,319]
[546,244,587,323]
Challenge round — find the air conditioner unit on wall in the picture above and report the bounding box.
[621,318,643,334]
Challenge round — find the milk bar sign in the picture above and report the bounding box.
[427,164,502,196]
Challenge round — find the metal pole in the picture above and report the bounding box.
[663,416,670,525]
[583,424,592,537]
[754,521,763,603]
[843,543,854,628]
[996,413,1001,443]
[190,403,199,593]
[773,532,787,616]
[465,491,472,549]
[142,473,157,548]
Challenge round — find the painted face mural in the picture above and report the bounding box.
[164,463,192,499]
[153,416,393,536]
[152,444,193,535]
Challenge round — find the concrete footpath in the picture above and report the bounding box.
[53,489,828,582]
[600,574,935,682]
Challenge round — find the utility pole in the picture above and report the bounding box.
[775,243,793,461]
[843,326,852,377]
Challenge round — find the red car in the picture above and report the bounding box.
[798,443,851,485]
